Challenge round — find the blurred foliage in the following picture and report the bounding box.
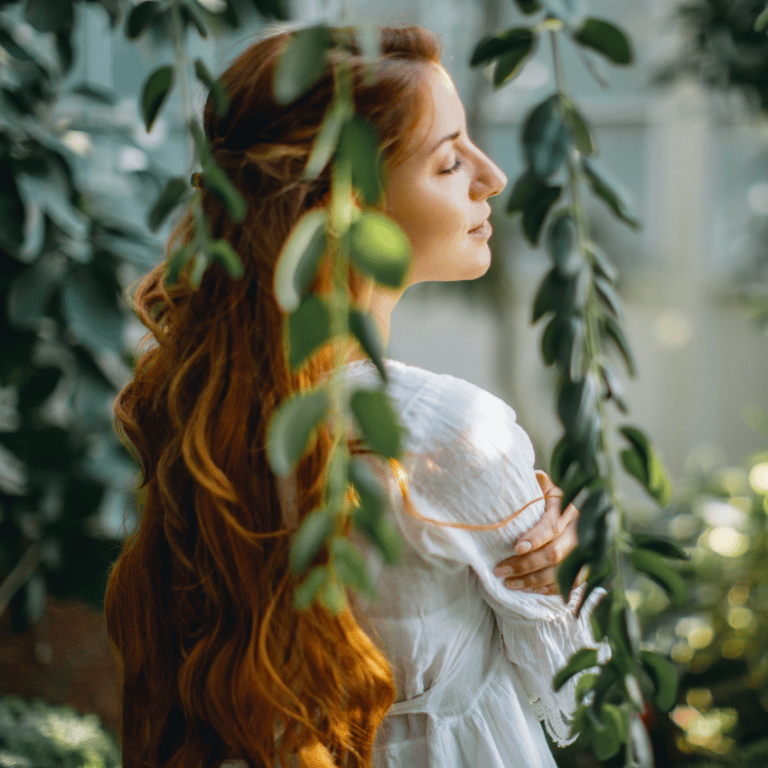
[0,695,120,768]
[0,0,164,633]
[628,447,768,764]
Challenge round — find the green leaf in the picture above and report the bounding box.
[549,435,576,486]
[0,163,26,251]
[274,209,328,312]
[547,210,580,276]
[561,97,595,156]
[180,1,208,38]
[69,82,119,106]
[591,703,625,761]
[559,460,592,512]
[594,274,623,318]
[293,565,327,610]
[557,372,599,441]
[632,534,689,561]
[590,590,612,641]
[339,115,383,206]
[630,548,686,605]
[125,0,162,39]
[601,314,636,376]
[24,0,73,32]
[266,387,330,476]
[522,96,569,179]
[350,389,402,458]
[640,650,678,712]
[574,18,633,66]
[351,506,402,564]
[331,537,377,598]
[148,176,188,232]
[208,239,243,279]
[348,457,387,518]
[575,557,611,616]
[576,489,611,550]
[250,0,288,21]
[166,242,195,285]
[349,309,387,380]
[600,363,628,413]
[189,252,210,288]
[200,165,247,222]
[757,4,768,32]
[289,506,336,574]
[349,212,411,288]
[553,647,598,692]
[273,26,332,105]
[557,545,591,600]
[523,185,562,245]
[288,295,332,370]
[619,426,672,505]
[587,242,618,282]
[621,447,648,486]
[470,28,534,68]
[304,98,351,180]
[493,37,537,87]
[189,120,212,166]
[194,58,229,118]
[582,157,640,229]
[141,65,174,133]
[513,0,542,14]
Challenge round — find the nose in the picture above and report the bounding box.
[472,150,507,200]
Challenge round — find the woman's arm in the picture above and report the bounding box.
[494,470,580,596]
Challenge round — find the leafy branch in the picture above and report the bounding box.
[472,1,687,764]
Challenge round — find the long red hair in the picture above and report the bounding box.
[104,27,441,768]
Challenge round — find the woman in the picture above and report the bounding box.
[105,26,595,768]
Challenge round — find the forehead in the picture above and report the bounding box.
[401,63,465,162]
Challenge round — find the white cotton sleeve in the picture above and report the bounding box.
[386,371,605,746]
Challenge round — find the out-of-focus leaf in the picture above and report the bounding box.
[632,534,689,561]
[350,389,402,458]
[180,0,208,38]
[592,704,624,761]
[200,165,247,222]
[524,185,562,245]
[24,0,73,32]
[148,176,188,232]
[293,565,327,610]
[348,457,386,518]
[574,18,634,66]
[470,27,534,67]
[304,98,350,180]
[274,208,328,312]
[69,82,118,105]
[594,274,623,318]
[349,212,411,288]
[558,545,591,600]
[166,242,195,285]
[601,314,636,376]
[757,5,768,32]
[619,425,671,505]
[640,650,678,712]
[273,26,331,104]
[553,647,598,691]
[349,309,386,380]
[194,59,228,118]
[351,505,402,564]
[208,239,243,278]
[522,96,569,179]
[141,65,174,133]
[631,548,686,605]
[547,210,580,276]
[557,373,599,441]
[513,0,542,14]
[561,96,594,155]
[125,0,163,39]
[339,115,382,206]
[266,387,330,476]
[250,0,288,21]
[7,260,60,328]
[331,536,377,598]
[288,295,332,370]
[600,363,628,413]
[582,157,640,229]
[289,506,335,574]
[0,162,26,251]
[576,488,611,549]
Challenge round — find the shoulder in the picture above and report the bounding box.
[347,359,534,465]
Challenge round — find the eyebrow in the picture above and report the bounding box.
[428,130,461,155]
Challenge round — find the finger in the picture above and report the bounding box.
[495,521,578,579]
[503,564,558,591]
[535,470,556,495]
[512,492,563,555]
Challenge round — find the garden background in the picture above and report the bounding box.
[1,0,767,766]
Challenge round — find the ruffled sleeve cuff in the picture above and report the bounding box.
[495,586,610,746]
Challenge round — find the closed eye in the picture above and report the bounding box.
[440,156,464,174]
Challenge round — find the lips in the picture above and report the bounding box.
[468,220,492,237]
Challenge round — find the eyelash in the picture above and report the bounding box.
[440,156,464,174]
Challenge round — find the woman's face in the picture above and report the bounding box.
[384,64,507,285]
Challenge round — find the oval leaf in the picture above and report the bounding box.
[288,295,332,370]
[304,98,350,180]
[630,548,686,605]
[208,239,243,279]
[349,309,387,380]
[470,27,534,68]
[293,565,327,610]
[200,165,247,222]
[640,650,678,712]
[141,65,174,133]
[522,184,562,245]
[339,115,383,206]
[601,314,636,376]
[348,457,387,518]
[273,26,332,105]
[522,96,569,179]
[574,17,634,66]
[267,387,330,476]
[331,537,376,598]
[633,534,689,561]
[561,97,595,156]
[553,647,598,692]
[547,210,580,276]
[350,389,402,458]
[274,209,328,312]
[582,157,639,229]
[148,176,187,232]
[349,212,411,288]
[351,507,402,564]
[289,506,336,574]
[194,58,229,118]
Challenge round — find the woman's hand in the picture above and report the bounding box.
[493,470,579,596]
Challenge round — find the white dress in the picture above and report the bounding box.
[343,359,603,768]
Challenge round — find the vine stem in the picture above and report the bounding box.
[169,0,195,173]
[548,30,627,605]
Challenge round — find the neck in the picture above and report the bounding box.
[347,284,405,364]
